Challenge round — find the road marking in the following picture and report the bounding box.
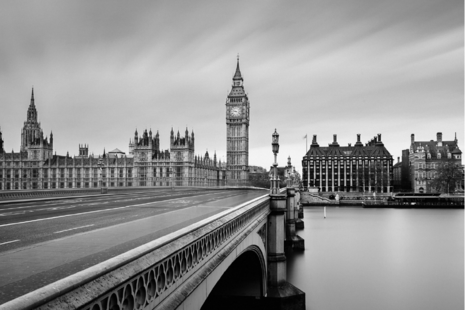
[54,224,95,234]
[0,240,20,246]
[0,192,226,228]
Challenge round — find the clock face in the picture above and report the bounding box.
[230,107,241,117]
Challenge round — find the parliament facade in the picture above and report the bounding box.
[0,60,250,190]
[302,134,393,193]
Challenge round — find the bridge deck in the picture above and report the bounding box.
[0,188,267,304]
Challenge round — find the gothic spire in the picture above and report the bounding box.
[31,87,35,106]
[233,55,243,81]
[27,87,38,122]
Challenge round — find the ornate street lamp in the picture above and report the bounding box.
[271,129,280,194]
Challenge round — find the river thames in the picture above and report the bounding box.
[287,207,464,310]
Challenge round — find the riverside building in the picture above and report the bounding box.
[302,134,393,193]
[0,59,251,190]
[0,89,226,190]
[408,132,462,193]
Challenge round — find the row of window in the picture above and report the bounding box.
[415,171,437,179]
[307,185,391,192]
[415,163,439,169]
[0,178,225,190]
[306,159,391,162]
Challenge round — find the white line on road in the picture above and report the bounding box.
[0,239,20,246]
[54,224,95,234]
[0,192,227,228]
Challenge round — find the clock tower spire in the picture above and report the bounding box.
[226,56,249,186]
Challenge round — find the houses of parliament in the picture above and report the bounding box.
[0,59,250,190]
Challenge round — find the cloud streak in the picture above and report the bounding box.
[0,0,462,172]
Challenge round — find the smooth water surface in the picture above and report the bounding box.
[287,207,464,310]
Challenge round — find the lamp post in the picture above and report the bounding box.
[271,129,280,194]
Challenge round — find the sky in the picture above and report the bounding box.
[0,0,463,174]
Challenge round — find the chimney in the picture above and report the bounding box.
[397,156,400,163]
[355,134,363,146]
[411,134,414,144]
[330,134,339,147]
[311,134,319,147]
[437,132,443,147]
[357,134,361,142]
[377,133,381,142]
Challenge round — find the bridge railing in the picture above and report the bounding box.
[0,188,102,200]
[2,193,270,310]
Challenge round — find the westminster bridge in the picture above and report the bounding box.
[0,185,305,310]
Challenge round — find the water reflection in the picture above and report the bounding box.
[287,207,464,310]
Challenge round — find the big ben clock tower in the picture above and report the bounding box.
[226,56,250,185]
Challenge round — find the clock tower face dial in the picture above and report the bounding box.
[230,107,241,117]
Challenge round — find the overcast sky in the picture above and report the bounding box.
[0,0,463,173]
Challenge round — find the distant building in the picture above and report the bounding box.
[249,166,269,188]
[302,134,393,193]
[393,157,402,191]
[393,150,412,192]
[0,89,226,190]
[249,165,266,173]
[408,132,462,193]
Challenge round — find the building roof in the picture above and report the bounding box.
[108,148,125,154]
[306,145,392,158]
[411,140,461,158]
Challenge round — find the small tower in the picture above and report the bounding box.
[77,144,89,158]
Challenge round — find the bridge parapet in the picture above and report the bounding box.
[3,194,270,310]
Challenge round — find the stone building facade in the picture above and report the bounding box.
[0,89,226,190]
[408,132,462,193]
[302,134,393,193]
